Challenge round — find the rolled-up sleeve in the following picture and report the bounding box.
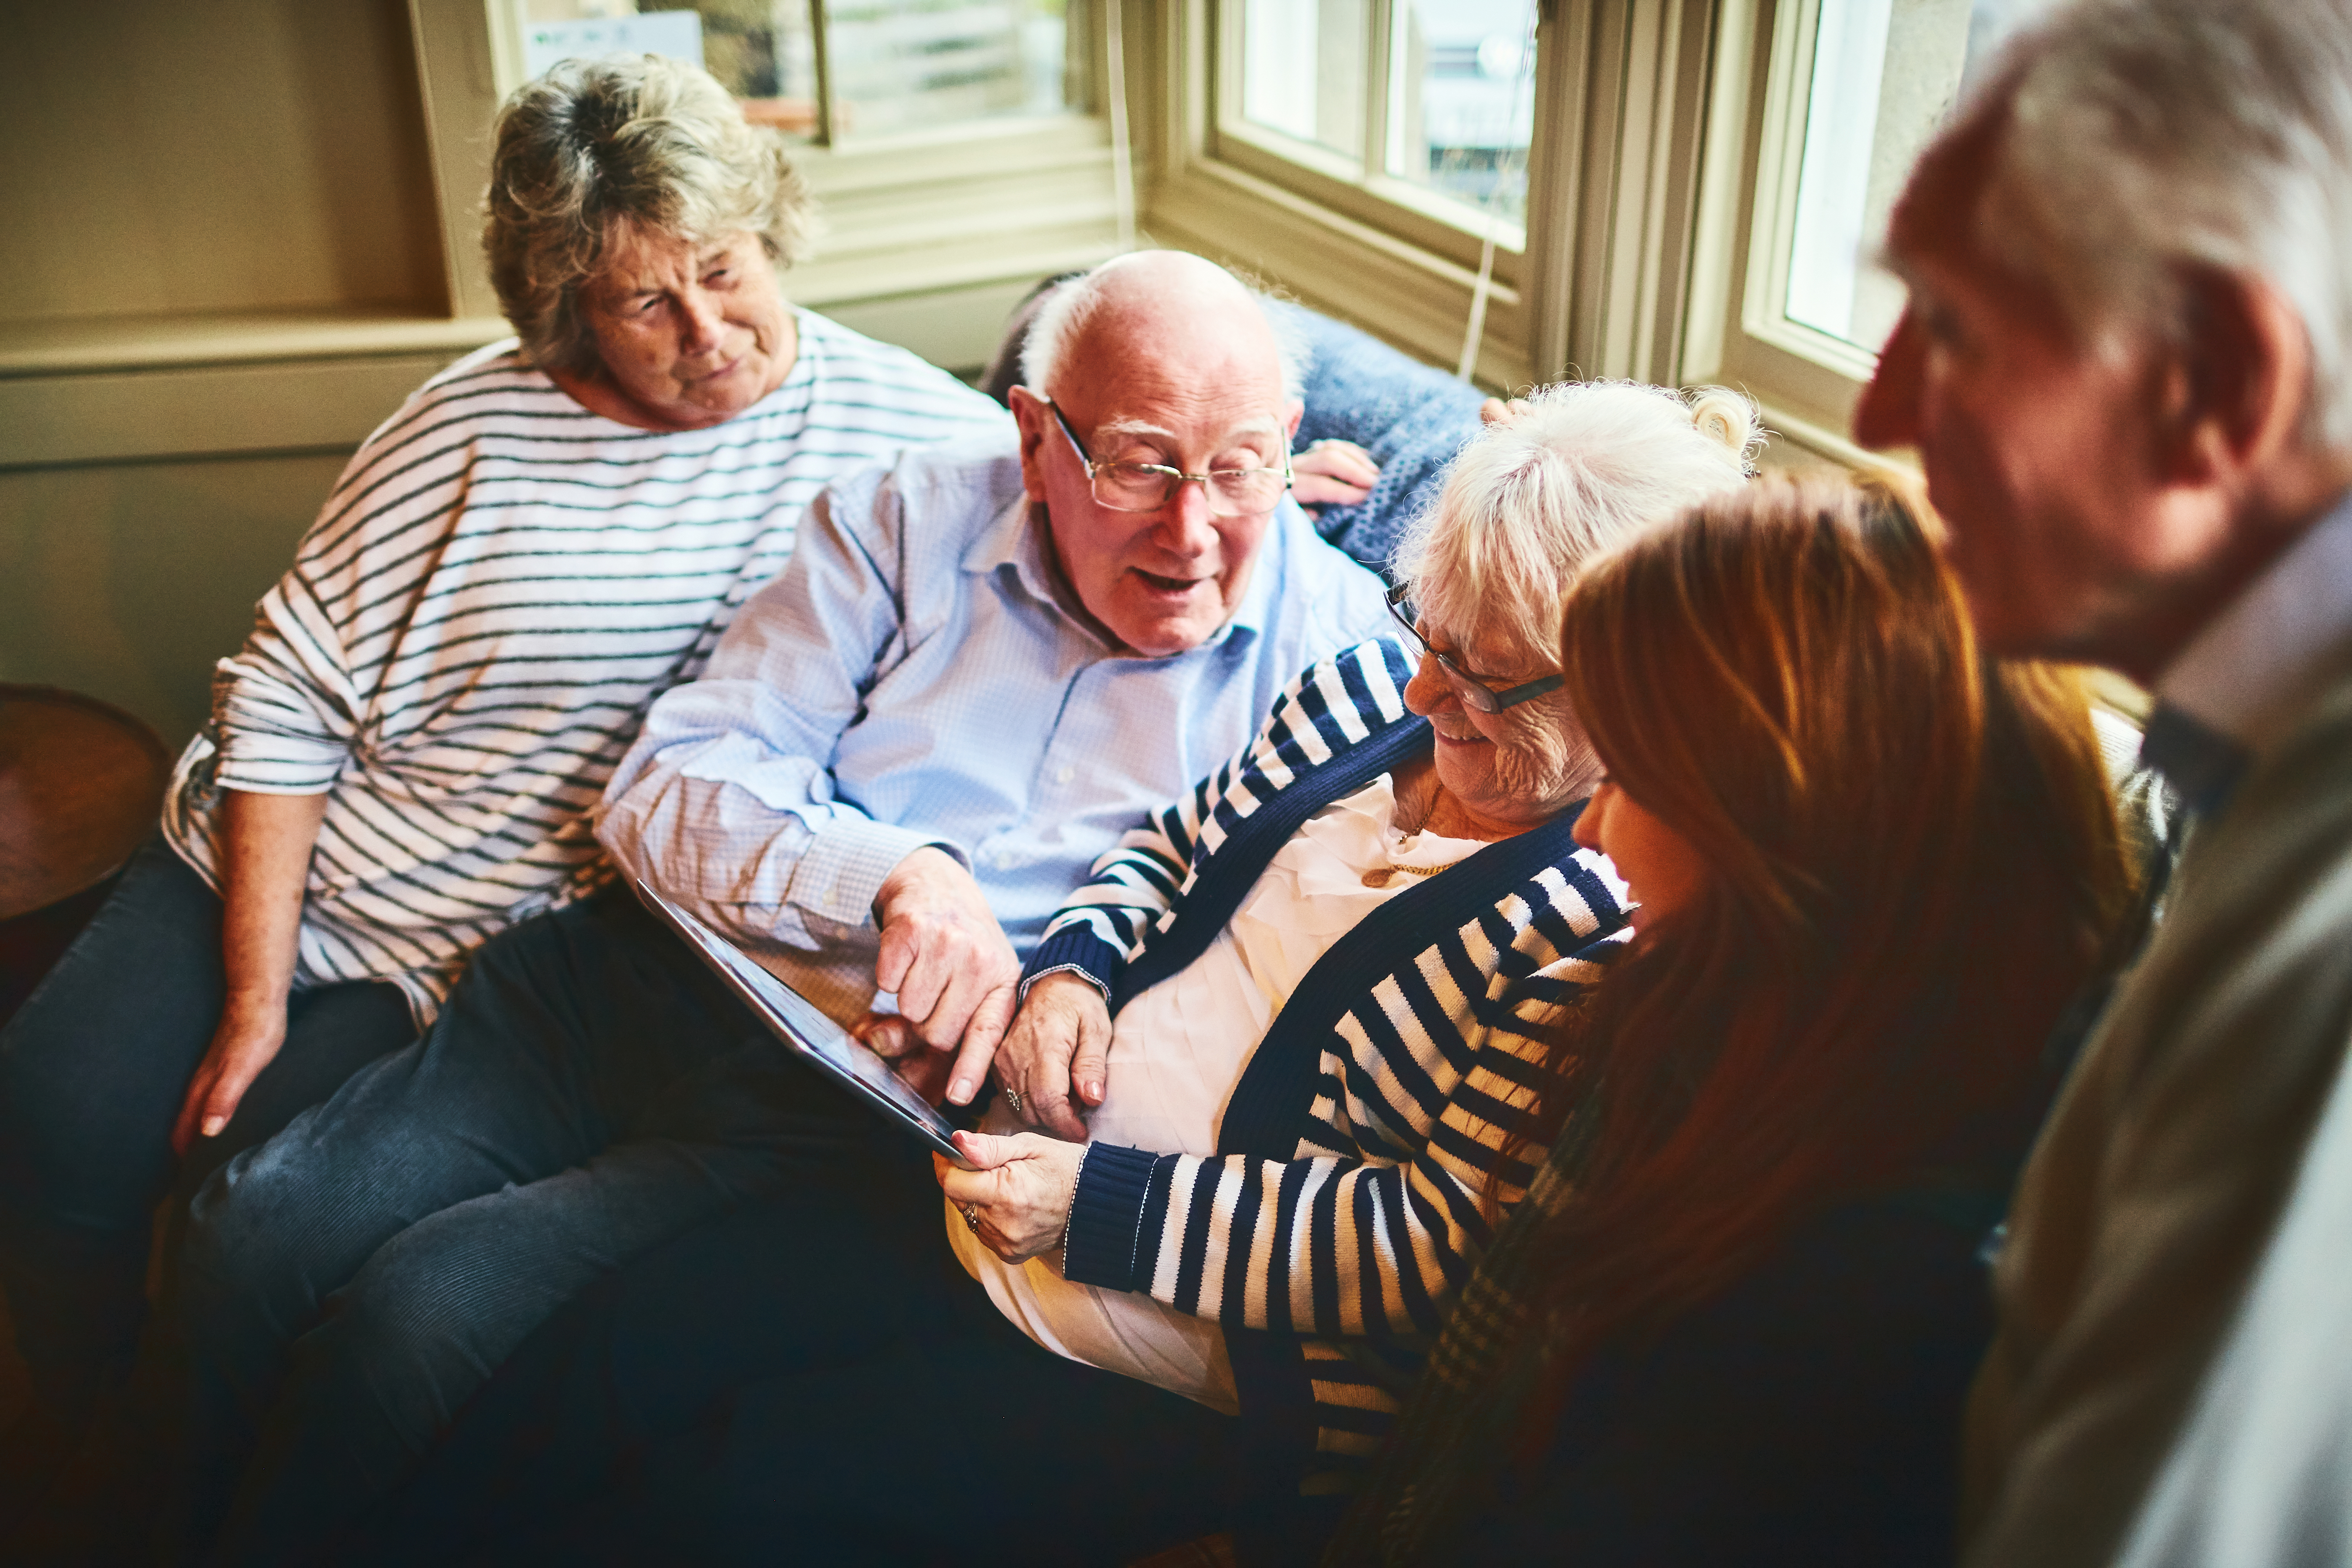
[597,467,959,951]
[210,568,362,796]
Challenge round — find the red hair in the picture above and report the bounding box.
[1506,475,2130,1418]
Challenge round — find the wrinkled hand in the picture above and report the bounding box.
[872,846,1021,1106]
[993,972,1111,1140]
[1290,439,1380,510]
[936,1130,1086,1265]
[170,997,288,1156]
[1480,396,1533,426]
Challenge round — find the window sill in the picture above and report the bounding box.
[1212,125,1531,273]
[1147,156,1531,390]
[0,309,510,380]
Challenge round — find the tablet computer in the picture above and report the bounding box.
[634,880,972,1168]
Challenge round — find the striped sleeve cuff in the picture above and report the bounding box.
[211,739,348,793]
[1063,1143,1165,1292]
[1019,925,1125,1000]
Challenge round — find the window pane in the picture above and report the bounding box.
[826,0,1070,137]
[1784,0,1984,351]
[1384,0,1535,227]
[1239,0,1372,163]
[519,1,1069,143]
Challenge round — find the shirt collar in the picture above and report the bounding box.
[960,495,1298,654]
[2156,486,2352,756]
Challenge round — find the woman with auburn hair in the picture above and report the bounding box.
[1328,476,2135,1566]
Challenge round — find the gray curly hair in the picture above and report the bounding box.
[484,54,818,377]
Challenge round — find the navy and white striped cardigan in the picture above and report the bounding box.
[1019,639,1632,1477]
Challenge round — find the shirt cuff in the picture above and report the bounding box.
[211,740,347,793]
[786,818,965,930]
[1063,1143,1165,1293]
[1018,925,1126,1000]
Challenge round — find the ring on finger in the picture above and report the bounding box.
[961,1202,981,1233]
[1003,1087,1025,1115]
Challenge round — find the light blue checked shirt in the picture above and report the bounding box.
[597,435,1397,1020]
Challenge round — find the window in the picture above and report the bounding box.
[1145,0,1724,398]
[1384,0,1537,224]
[485,0,1123,371]
[1681,0,1999,462]
[1222,0,1540,245]
[516,0,1080,144]
[1156,0,2017,465]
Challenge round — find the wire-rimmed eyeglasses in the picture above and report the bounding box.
[1049,401,1293,517]
[1385,583,1565,713]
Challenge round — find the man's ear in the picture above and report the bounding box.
[2166,265,2314,490]
[1283,397,1305,444]
[1008,384,1053,503]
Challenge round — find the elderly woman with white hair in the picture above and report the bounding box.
[0,50,1006,1471]
[349,379,1759,1565]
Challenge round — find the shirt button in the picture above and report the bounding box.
[1056,766,1075,784]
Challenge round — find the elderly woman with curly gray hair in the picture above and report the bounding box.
[0,50,1007,1489]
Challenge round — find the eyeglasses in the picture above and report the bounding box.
[1386,583,1565,714]
[1049,401,1293,517]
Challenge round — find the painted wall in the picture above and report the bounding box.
[0,453,351,748]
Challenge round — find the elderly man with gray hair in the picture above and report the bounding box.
[1852,1,2352,1565]
[170,246,1396,1558]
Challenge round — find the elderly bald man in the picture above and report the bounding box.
[170,250,1394,1557]
[1854,3,2352,1566]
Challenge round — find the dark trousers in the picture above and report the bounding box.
[358,1157,1263,1568]
[177,885,887,1562]
[0,835,412,1421]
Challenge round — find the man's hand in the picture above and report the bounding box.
[170,996,288,1155]
[872,846,1021,1105]
[1291,439,1380,510]
[992,972,1111,1140]
[936,1130,1086,1265]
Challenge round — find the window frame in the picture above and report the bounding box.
[1139,0,1729,396]
[1207,0,1536,284]
[1677,0,1919,470]
[458,0,1130,357]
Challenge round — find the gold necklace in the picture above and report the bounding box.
[1362,857,1464,888]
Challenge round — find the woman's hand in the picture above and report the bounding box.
[1480,396,1533,426]
[936,1130,1085,1265]
[170,995,288,1155]
[173,787,330,1155]
[991,972,1111,1140]
[1290,439,1380,510]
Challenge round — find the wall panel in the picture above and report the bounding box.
[0,453,352,748]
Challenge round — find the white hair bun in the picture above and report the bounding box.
[1685,386,1764,472]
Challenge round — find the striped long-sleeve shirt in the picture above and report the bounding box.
[162,312,1010,1024]
[1021,639,1633,1477]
